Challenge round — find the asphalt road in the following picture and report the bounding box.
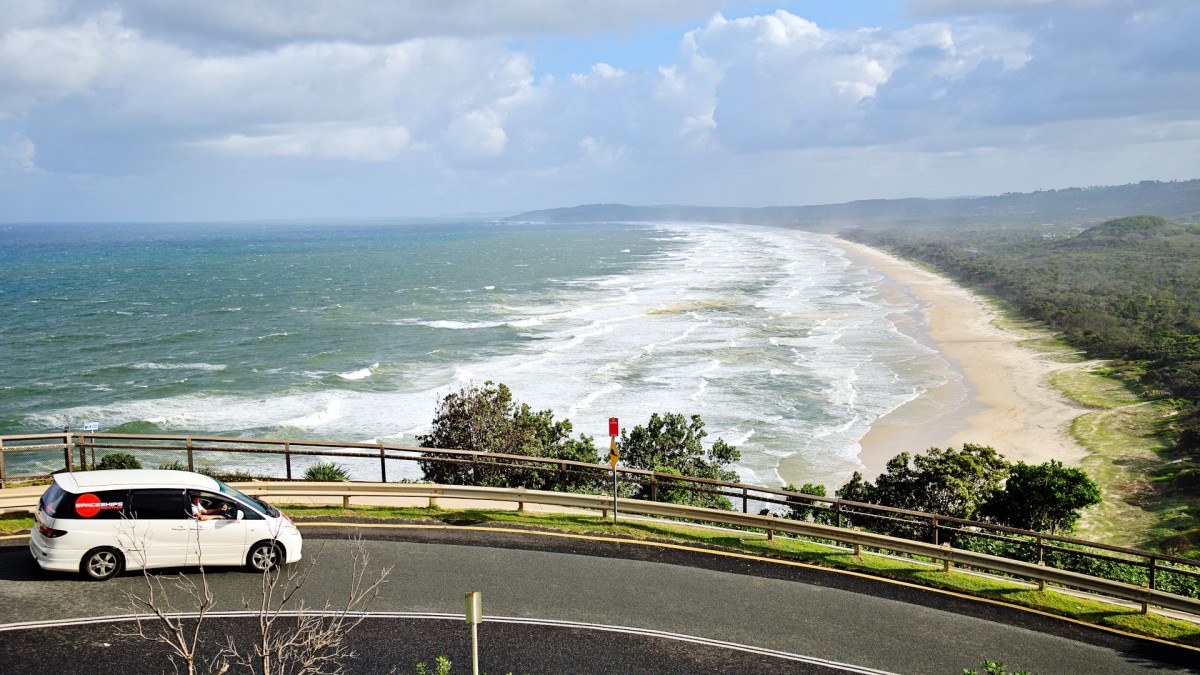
[1,522,1197,674]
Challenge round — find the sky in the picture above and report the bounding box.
[1,0,1198,222]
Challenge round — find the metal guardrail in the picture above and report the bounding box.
[2,432,1199,611]
[238,481,1200,618]
[3,474,1199,618]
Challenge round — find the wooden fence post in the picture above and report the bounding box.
[187,437,194,471]
[0,438,6,488]
[379,445,387,483]
[63,434,73,472]
[284,442,292,480]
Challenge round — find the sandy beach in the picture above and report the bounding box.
[828,237,1091,479]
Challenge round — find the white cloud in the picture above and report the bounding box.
[443,109,508,163]
[0,10,135,115]
[196,124,412,161]
[0,132,36,171]
[1,1,1198,220]
[7,0,730,45]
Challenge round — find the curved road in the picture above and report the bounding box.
[1,522,1197,674]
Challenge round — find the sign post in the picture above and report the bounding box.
[608,418,619,524]
[465,591,482,675]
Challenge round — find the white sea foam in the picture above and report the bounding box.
[132,362,227,372]
[338,363,378,381]
[284,397,342,428]
[421,319,505,330]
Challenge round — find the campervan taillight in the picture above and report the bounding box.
[36,517,66,539]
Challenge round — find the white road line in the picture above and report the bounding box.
[0,611,896,674]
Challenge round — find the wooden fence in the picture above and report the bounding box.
[2,432,1198,611]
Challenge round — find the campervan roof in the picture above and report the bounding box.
[54,469,219,492]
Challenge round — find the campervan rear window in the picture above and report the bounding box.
[42,486,130,520]
[39,484,67,519]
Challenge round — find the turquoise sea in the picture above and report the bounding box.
[0,220,953,488]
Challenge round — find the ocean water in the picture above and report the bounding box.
[0,220,951,489]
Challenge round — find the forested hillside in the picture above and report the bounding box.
[509,179,1200,228]
[842,216,1200,550]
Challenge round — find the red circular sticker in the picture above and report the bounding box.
[75,493,102,518]
[74,494,123,518]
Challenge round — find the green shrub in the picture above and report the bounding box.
[963,660,1029,675]
[415,656,451,675]
[158,460,189,471]
[304,461,350,481]
[96,452,142,470]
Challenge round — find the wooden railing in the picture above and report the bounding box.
[2,432,1199,610]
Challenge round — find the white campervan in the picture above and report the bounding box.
[30,469,303,580]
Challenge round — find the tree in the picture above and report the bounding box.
[835,471,871,503]
[983,460,1101,534]
[835,445,1011,538]
[417,381,601,491]
[618,412,740,509]
[842,445,1010,521]
[782,482,835,525]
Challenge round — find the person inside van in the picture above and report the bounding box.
[190,494,229,520]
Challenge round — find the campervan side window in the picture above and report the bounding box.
[128,489,188,520]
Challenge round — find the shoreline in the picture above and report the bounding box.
[827,237,1091,479]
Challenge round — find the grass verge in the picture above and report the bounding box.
[3,501,1196,646]
[1049,366,1181,549]
[279,503,1200,648]
[0,512,33,535]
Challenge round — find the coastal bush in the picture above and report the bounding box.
[211,469,264,482]
[833,447,1103,552]
[834,445,1010,539]
[158,460,189,471]
[982,460,1100,534]
[417,382,741,507]
[782,483,837,525]
[418,381,603,493]
[304,461,350,482]
[954,533,1200,598]
[618,412,740,510]
[95,452,142,470]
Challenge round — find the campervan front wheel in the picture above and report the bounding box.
[247,541,282,572]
